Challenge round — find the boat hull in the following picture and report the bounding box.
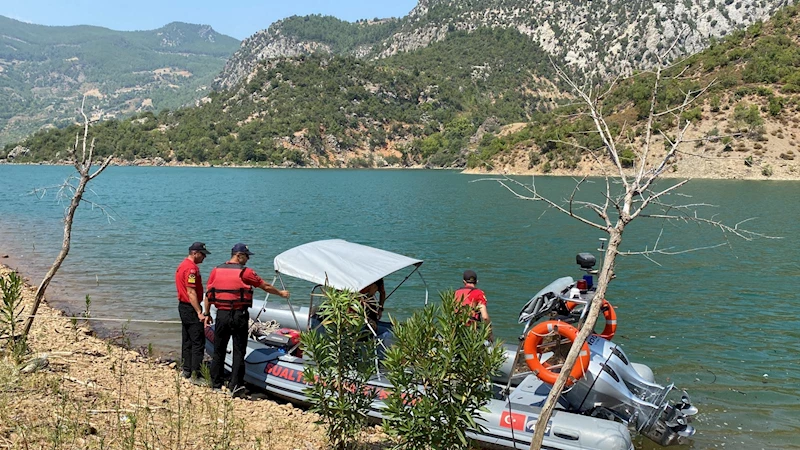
[203,322,633,450]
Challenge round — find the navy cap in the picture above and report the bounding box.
[231,243,254,255]
[189,242,210,255]
[463,269,478,284]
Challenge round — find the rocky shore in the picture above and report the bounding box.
[0,264,389,449]
[3,149,798,180]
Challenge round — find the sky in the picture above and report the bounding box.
[0,0,420,41]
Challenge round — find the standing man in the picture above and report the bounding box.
[175,242,211,380]
[454,269,494,343]
[205,243,290,397]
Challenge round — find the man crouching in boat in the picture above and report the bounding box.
[455,269,494,343]
[205,243,290,397]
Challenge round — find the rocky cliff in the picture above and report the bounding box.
[215,0,792,89]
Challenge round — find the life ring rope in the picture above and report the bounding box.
[522,320,591,386]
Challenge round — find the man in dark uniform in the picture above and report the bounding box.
[175,242,211,380]
[204,243,290,397]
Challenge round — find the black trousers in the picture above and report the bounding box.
[178,302,205,375]
[210,308,249,389]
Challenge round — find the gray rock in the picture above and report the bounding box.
[6,146,29,160]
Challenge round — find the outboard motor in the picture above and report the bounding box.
[565,335,697,446]
[516,244,697,447]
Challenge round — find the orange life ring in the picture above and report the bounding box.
[523,321,590,386]
[565,298,617,340]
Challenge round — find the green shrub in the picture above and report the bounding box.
[619,147,636,168]
[0,271,27,360]
[768,96,784,116]
[302,288,377,450]
[529,151,541,168]
[384,154,402,165]
[347,156,371,168]
[762,164,773,176]
[733,103,764,128]
[382,291,505,450]
[680,107,703,124]
[710,95,722,112]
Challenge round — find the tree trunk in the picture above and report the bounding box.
[21,176,89,337]
[528,227,623,449]
[20,95,111,339]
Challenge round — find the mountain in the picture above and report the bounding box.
[214,15,403,90]
[5,26,560,167]
[465,5,800,179]
[215,0,792,89]
[5,2,800,179]
[0,16,240,146]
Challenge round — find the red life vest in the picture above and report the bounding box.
[455,287,484,324]
[207,263,254,311]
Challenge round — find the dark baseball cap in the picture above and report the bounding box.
[189,242,210,255]
[463,269,478,283]
[231,243,254,255]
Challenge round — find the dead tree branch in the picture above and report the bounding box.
[508,52,774,450]
[22,95,113,339]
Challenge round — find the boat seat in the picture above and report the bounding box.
[256,333,291,347]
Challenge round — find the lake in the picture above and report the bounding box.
[0,165,798,450]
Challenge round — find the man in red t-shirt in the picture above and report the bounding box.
[454,269,494,343]
[175,242,211,379]
[205,243,290,397]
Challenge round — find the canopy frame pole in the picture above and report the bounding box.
[254,276,277,323]
[384,262,427,304]
[274,272,302,332]
[416,269,429,305]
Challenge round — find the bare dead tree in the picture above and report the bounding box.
[21,96,113,339]
[485,53,775,449]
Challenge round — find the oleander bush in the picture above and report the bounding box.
[382,291,505,450]
[301,288,377,450]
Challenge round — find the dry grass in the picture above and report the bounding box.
[0,265,391,450]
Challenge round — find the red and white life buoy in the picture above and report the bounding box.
[522,320,590,386]
[565,298,618,340]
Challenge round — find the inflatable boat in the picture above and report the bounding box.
[204,239,696,449]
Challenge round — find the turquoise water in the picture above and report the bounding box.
[0,165,798,449]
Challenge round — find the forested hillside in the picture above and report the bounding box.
[467,6,800,179]
[5,3,800,179]
[0,16,239,146]
[6,27,557,167]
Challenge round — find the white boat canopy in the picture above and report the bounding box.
[273,239,423,292]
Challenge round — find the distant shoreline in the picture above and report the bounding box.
[0,159,432,170]
[3,159,800,180]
